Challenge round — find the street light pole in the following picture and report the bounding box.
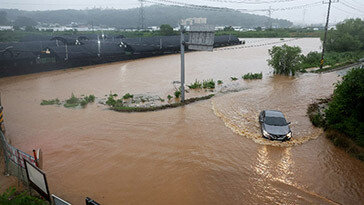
[320,0,333,69]
[180,25,185,102]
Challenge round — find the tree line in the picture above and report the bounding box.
[0,5,292,28]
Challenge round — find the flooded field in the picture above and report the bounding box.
[0,38,363,204]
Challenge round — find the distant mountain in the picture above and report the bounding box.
[0,5,292,28]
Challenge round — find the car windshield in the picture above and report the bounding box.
[265,117,287,126]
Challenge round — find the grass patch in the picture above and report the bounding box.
[231,77,238,81]
[111,94,215,112]
[40,98,60,105]
[202,79,215,89]
[188,79,202,89]
[313,60,358,73]
[242,72,263,80]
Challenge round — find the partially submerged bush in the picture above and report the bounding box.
[231,77,238,81]
[40,98,60,105]
[64,93,80,108]
[268,44,302,76]
[167,95,173,101]
[106,94,117,107]
[202,79,215,89]
[217,80,223,85]
[123,93,134,99]
[242,72,263,80]
[188,79,202,89]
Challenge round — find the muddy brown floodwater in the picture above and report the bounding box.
[0,38,363,204]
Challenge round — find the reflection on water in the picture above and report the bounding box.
[0,38,363,204]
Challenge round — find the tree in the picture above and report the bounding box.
[268,44,302,76]
[325,18,364,52]
[325,67,364,146]
[223,26,234,31]
[159,24,175,36]
[14,16,37,27]
[0,11,8,25]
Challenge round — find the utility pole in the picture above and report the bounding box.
[268,6,273,29]
[320,0,338,69]
[138,0,145,30]
[180,25,185,102]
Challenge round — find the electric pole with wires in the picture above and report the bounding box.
[320,0,339,69]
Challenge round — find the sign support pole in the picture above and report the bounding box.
[180,25,185,102]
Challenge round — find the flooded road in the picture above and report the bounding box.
[0,38,363,204]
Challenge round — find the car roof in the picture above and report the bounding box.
[265,110,285,118]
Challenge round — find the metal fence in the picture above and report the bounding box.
[0,130,37,184]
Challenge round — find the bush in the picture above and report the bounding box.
[202,79,215,89]
[123,93,133,99]
[301,51,321,68]
[174,90,181,98]
[217,80,223,85]
[268,44,302,76]
[231,77,238,81]
[40,98,60,105]
[0,187,47,205]
[167,95,173,101]
[325,67,364,147]
[188,79,202,89]
[242,72,263,80]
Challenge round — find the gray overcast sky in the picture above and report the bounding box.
[0,0,363,25]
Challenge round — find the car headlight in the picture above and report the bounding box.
[263,130,270,137]
[286,132,292,139]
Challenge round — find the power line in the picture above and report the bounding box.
[147,0,322,13]
[197,0,307,5]
[340,0,364,14]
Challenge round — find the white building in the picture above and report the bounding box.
[181,18,207,26]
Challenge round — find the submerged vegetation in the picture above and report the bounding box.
[41,94,95,108]
[40,98,60,105]
[202,79,215,89]
[122,93,134,100]
[242,72,263,80]
[111,94,215,112]
[230,77,238,81]
[307,67,364,161]
[217,80,223,85]
[64,93,80,108]
[188,80,202,89]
